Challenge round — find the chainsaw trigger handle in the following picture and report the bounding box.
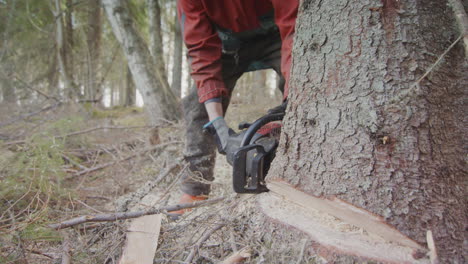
[238,122,251,130]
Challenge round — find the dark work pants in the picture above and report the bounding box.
[181,33,285,196]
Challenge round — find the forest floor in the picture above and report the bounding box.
[0,98,319,263]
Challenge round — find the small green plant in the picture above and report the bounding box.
[0,116,85,233]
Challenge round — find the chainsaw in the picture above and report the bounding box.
[225,112,284,193]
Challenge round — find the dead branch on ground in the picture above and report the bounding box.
[4,125,156,146]
[49,197,225,230]
[115,161,182,212]
[0,102,61,128]
[70,141,182,177]
[184,223,226,263]
[13,75,61,102]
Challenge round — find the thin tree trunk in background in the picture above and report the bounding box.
[0,0,17,105]
[269,0,467,262]
[47,51,59,96]
[86,0,102,103]
[125,66,135,106]
[171,11,183,98]
[184,48,192,96]
[53,0,74,100]
[102,0,180,124]
[147,0,175,101]
[1,75,16,104]
[64,0,74,86]
[252,70,267,102]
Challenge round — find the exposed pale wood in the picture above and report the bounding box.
[267,181,423,250]
[220,247,252,264]
[259,190,429,263]
[426,230,438,264]
[119,214,162,264]
[61,232,71,264]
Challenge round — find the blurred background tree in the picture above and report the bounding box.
[0,0,281,122]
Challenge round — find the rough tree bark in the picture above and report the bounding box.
[86,0,102,103]
[102,0,180,123]
[268,0,467,262]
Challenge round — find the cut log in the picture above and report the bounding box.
[259,181,430,263]
[118,214,162,264]
[119,192,164,264]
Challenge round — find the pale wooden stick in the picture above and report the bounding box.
[71,141,181,177]
[426,230,438,264]
[220,247,252,264]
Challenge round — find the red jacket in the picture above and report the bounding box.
[177,0,298,103]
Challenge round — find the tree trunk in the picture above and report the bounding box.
[125,66,136,107]
[86,0,102,103]
[64,0,74,86]
[147,0,178,101]
[171,11,183,98]
[102,0,180,124]
[53,0,76,100]
[252,70,267,102]
[1,74,16,104]
[268,0,467,262]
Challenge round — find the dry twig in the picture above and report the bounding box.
[49,197,225,230]
[184,223,226,263]
[4,125,156,146]
[449,0,468,56]
[0,102,61,128]
[115,161,181,211]
[71,141,181,177]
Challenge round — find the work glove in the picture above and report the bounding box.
[203,117,235,155]
[267,99,288,115]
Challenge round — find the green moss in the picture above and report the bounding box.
[19,223,62,242]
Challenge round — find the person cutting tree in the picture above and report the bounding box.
[172,0,299,215]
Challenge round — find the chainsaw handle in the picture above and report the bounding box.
[240,113,284,147]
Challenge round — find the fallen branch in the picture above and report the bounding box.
[0,102,61,128]
[49,197,225,230]
[115,162,181,212]
[70,141,182,177]
[58,125,155,138]
[4,125,155,146]
[14,75,61,102]
[184,223,226,263]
